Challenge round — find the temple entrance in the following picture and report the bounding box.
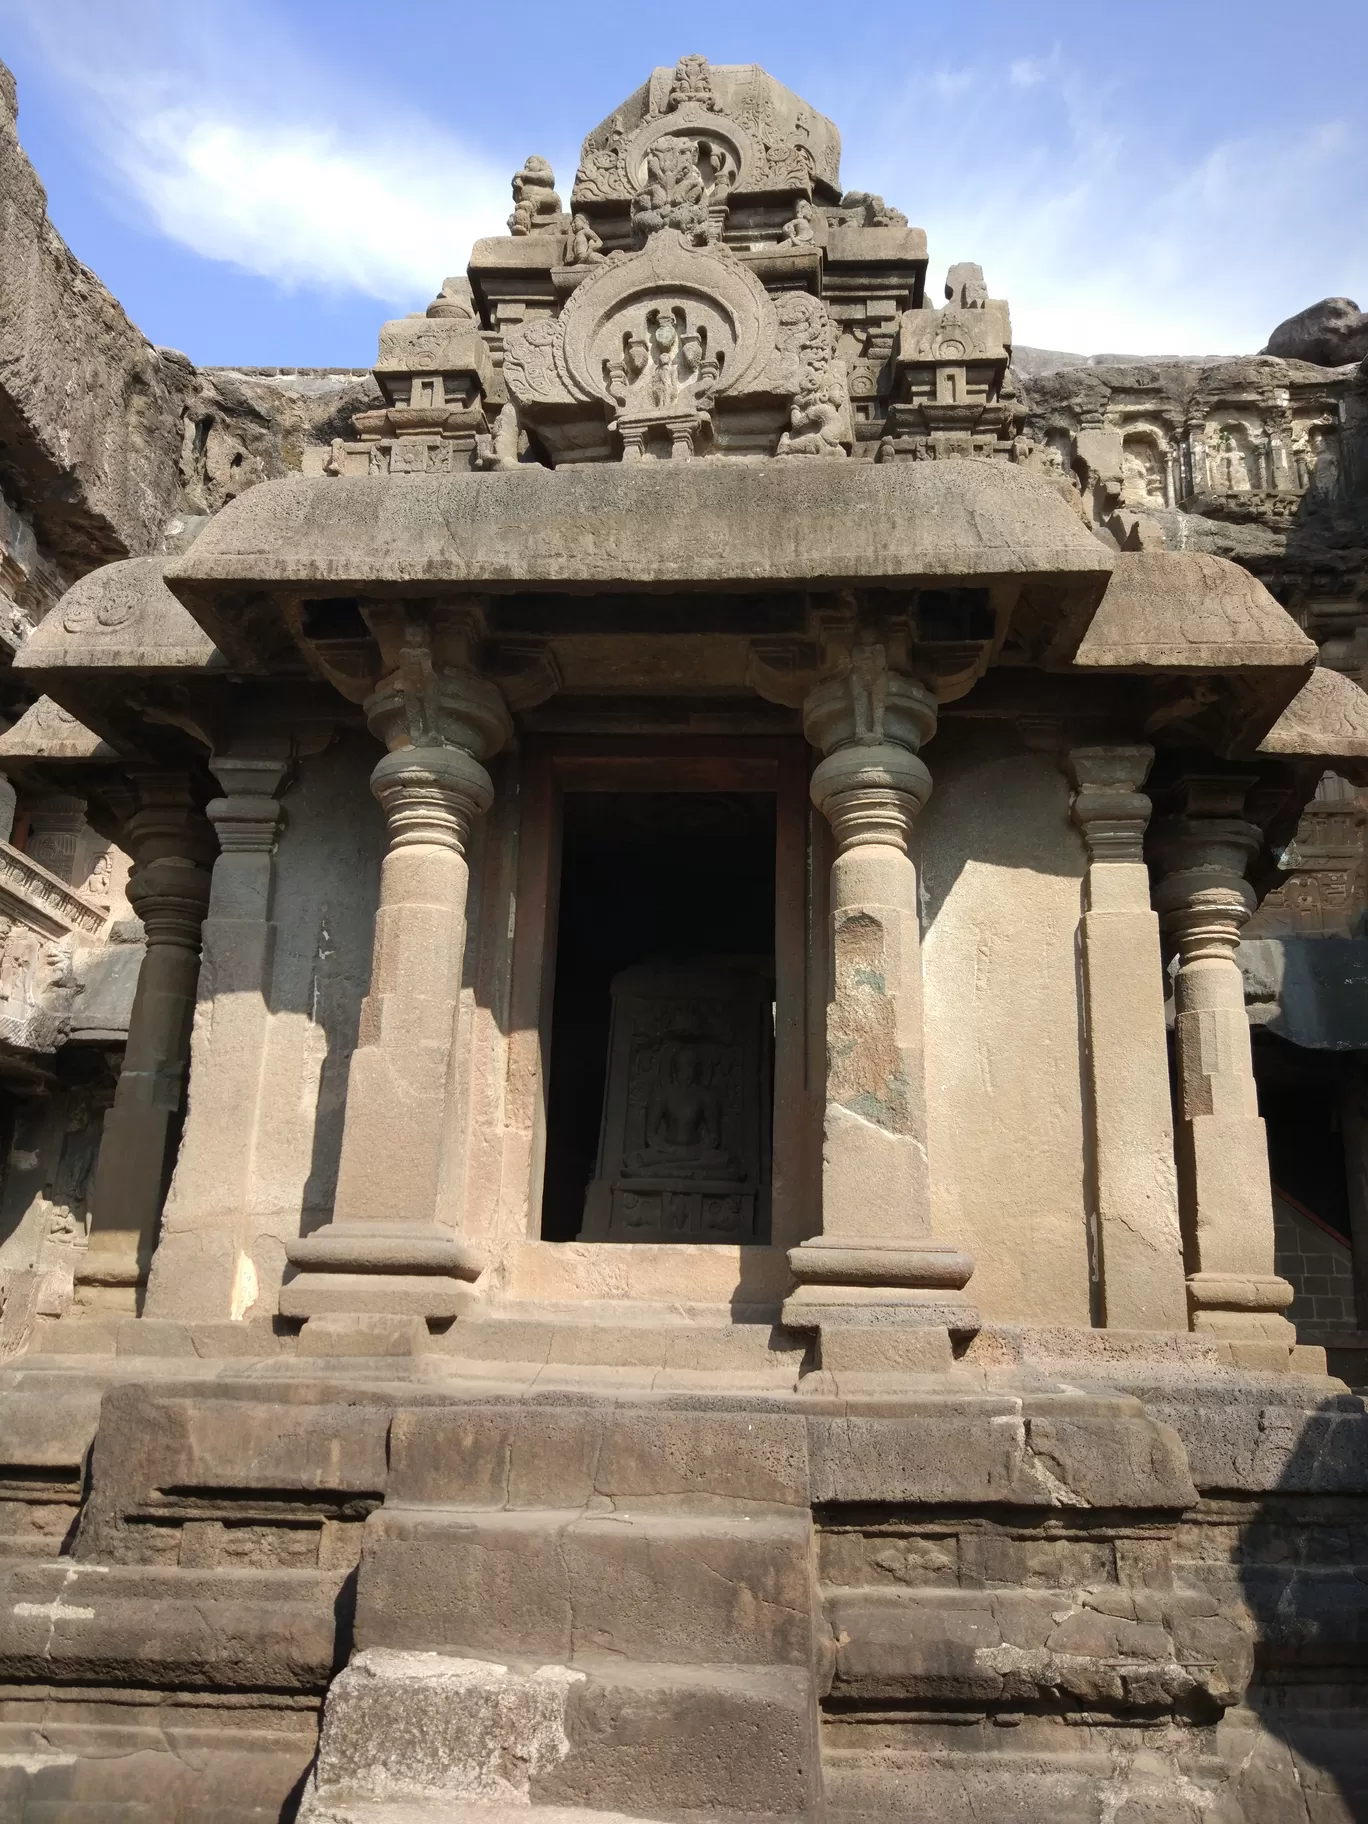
[540,791,777,1243]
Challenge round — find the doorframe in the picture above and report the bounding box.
[509,736,816,1252]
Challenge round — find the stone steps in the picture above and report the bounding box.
[299,1650,817,1821]
[358,1506,815,1667]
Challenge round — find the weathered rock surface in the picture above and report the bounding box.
[0,59,377,582]
[1264,295,1368,369]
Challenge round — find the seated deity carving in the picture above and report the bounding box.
[630,138,711,243]
[777,377,850,457]
[508,156,562,236]
[622,1043,741,1179]
[781,199,817,246]
[565,212,605,266]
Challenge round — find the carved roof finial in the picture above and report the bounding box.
[667,54,717,112]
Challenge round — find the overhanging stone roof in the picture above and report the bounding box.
[165,462,1114,598]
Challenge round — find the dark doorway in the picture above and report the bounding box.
[540,790,776,1242]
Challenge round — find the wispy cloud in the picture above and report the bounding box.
[3,0,514,306]
[105,95,510,302]
[841,51,1368,353]
[5,4,1366,355]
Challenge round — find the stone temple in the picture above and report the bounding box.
[1,50,1367,1824]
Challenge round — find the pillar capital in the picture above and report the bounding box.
[363,613,513,759]
[1068,744,1153,866]
[1151,816,1260,963]
[122,774,216,949]
[802,645,937,758]
[206,754,290,854]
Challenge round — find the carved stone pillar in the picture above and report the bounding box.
[144,752,290,1322]
[281,626,511,1322]
[1069,747,1187,1330]
[784,646,976,1375]
[77,774,216,1309]
[1151,784,1297,1367]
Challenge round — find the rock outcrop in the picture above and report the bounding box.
[1264,295,1368,369]
[0,59,377,585]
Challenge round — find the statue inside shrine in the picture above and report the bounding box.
[580,965,771,1243]
[623,1043,741,1179]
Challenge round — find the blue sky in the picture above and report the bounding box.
[2,0,1365,368]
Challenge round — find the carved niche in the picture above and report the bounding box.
[580,964,772,1244]
[503,231,850,462]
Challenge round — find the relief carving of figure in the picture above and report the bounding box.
[666,54,718,113]
[624,1043,740,1179]
[508,156,562,236]
[565,212,605,265]
[778,367,852,458]
[574,114,628,202]
[839,189,909,229]
[630,138,710,243]
[605,305,718,414]
[773,293,851,457]
[781,198,817,246]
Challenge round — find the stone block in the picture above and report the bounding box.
[385,1406,810,1510]
[0,1388,100,1477]
[807,1401,1196,1509]
[0,1559,341,1690]
[296,1314,428,1357]
[77,1385,391,1558]
[303,1649,817,1819]
[355,1506,815,1667]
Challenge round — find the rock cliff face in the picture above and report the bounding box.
[0,59,376,591]
[1015,345,1368,636]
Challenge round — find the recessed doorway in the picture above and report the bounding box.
[540,790,776,1243]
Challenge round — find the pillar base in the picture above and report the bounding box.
[75,1236,146,1313]
[783,1286,980,1388]
[1190,1290,1300,1373]
[788,1237,974,1290]
[279,1272,477,1323]
[281,1227,483,1322]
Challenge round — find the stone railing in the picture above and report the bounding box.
[0,842,109,1058]
[0,840,108,938]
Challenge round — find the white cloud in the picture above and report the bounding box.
[841,53,1368,354]
[2,0,518,306]
[108,97,510,302]
[6,4,1366,354]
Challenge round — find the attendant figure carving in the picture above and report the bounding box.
[508,156,562,236]
[565,212,605,265]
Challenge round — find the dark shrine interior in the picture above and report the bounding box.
[540,790,777,1242]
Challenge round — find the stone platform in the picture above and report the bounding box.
[0,1318,1363,1823]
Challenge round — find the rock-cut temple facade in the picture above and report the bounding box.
[0,52,1367,1824]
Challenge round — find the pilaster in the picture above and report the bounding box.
[784,644,977,1376]
[281,608,512,1323]
[1151,776,1298,1369]
[144,751,291,1322]
[1068,746,1187,1331]
[76,772,216,1310]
